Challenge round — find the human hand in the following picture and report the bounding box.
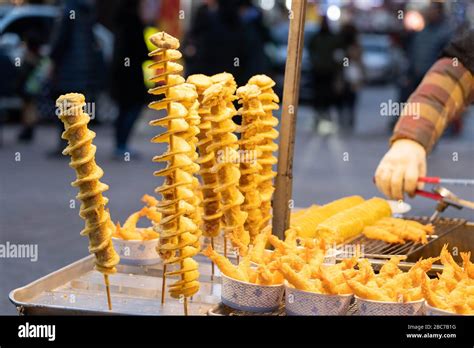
[375,139,427,200]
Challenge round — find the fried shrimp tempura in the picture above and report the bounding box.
[279,263,315,292]
[202,245,248,282]
[346,278,392,301]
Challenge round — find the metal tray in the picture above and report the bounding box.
[9,254,222,316]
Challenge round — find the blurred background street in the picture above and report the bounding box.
[0,0,473,314]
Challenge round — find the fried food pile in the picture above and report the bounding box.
[248,75,280,232]
[363,217,434,245]
[202,75,250,256]
[422,245,474,314]
[237,84,264,241]
[262,231,358,295]
[113,194,161,241]
[57,93,120,275]
[202,227,283,285]
[148,32,201,299]
[316,197,392,243]
[187,74,222,238]
[290,196,364,238]
[345,256,439,302]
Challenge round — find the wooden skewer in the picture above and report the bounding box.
[211,237,215,280]
[184,297,188,316]
[103,274,112,311]
[272,0,307,239]
[161,263,167,304]
[224,235,228,258]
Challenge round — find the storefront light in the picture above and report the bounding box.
[327,5,341,21]
[260,0,275,11]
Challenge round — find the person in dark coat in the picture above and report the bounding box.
[183,0,249,87]
[308,16,344,132]
[109,0,148,158]
[48,0,103,156]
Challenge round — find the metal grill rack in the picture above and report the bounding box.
[338,217,467,261]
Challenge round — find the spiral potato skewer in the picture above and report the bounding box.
[187,74,222,237]
[147,32,200,299]
[202,75,250,256]
[56,93,120,275]
[176,82,203,230]
[248,75,280,232]
[236,84,265,242]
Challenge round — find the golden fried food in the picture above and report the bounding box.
[187,74,222,238]
[202,76,249,256]
[148,31,201,299]
[247,75,279,232]
[113,194,162,241]
[316,197,391,243]
[345,252,458,304]
[378,256,404,279]
[249,226,271,265]
[421,274,451,311]
[142,194,159,207]
[279,263,316,292]
[362,226,406,244]
[461,252,474,279]
[368,217,434,245]
[202,244,283,285]
[346,278,392,301]
[57,93,120,275]
[236,84,265,241]
[291,196,365,238]
[421,245,474,314]
[202,245,248,282]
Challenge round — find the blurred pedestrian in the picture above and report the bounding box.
[48,0,103,157]
[183,0,249,86]
[338,23,364,133]
[16,30,43,142]
[110,0,148,159]
[406,2,452,96]
[238,0,271,79]
[308,16,344,133]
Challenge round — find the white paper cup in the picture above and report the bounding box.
[221,274,284,313]
[112,237,161,266]
[285,284,353,315]
[355,296,425,316]
[424,302,465,316]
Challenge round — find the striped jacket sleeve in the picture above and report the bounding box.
[390,57,474,153]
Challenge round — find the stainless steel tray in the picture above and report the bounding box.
[9,254,222,316]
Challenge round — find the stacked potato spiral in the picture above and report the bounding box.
[147,32,200,298]
[176,82,203,230]
[248,75,280,232]
[236,84,265,242]
[56,93,120,275]
[202,74,250,256]
[187,74,222,238]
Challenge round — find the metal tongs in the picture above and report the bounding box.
[415,185,474,222]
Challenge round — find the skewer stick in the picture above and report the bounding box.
[211,237,215,279]
[224,235,228,258]
[272,0,307,239]
[184,297,189,316]
[103,274,112,311]
[161,263,167,304]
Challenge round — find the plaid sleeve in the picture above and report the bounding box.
[390,58,474,153]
